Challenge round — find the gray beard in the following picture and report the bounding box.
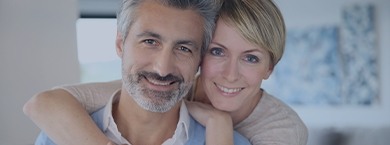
[122,72,192,113]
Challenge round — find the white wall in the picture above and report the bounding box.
[0,0,79,144]
[275,0,390,128]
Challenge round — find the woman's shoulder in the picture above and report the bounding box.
[246,90,302,121]
[235,90,308,145]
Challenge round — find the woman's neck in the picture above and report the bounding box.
[230,89,263,125]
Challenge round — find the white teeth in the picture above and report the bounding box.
[216,84,242,94]
[148,79,171,86]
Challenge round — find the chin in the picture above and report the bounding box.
[213,102,236,112]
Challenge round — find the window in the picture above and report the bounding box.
[76,18,121,82]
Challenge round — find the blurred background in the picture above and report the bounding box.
[1,0,389,144]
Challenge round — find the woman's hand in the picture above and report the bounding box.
[186,100,234,145]
[185,100,230,126]
[192,93,212,105]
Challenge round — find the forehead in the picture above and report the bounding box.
[129,1,204,47]
[212,19,266,53]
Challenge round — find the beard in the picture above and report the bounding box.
[122,69,193,113]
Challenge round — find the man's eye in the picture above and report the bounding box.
[143,39,158,45]
[209,47,224,56]
[244,54,259,63]
[178,46,192,53]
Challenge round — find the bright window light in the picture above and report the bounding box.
[76,18,121,82]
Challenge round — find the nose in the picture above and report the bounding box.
[222,59,240,82]
[153,49,175,77]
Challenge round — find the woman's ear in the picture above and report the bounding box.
[263,65,274,80]
[116,31,124,58]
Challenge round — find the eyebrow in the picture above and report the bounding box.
[137,31,199,50]
[211,42,227,49]
[244,49,265,54]
[212,42,266,54]
[136,31,162,39]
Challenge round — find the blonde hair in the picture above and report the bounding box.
[218,0,286,67]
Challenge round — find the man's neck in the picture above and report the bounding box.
[113,89,181,145]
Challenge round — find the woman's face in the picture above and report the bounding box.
[200,19,273,112]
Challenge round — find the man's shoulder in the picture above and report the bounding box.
[90,107,106,130]
[186,116,251,145]
[185,116,205,144]
[34,131,57,145]
[232,131,252,145]
[34,108,106,145]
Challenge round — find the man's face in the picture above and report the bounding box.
[117,1,204,112]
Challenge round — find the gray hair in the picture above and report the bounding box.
[117,0,221,57]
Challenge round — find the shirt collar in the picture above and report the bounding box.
[156,101,191,145]
[102,89,121,130]
[100,90,191,145]
[178,101,191,140]
[101,89,129,144]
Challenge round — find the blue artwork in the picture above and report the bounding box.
[340,4,378,105]
[262,4,378,106]
[263,26,343,105]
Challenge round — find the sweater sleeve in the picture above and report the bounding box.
[234,91,308,145]
[54,80,122,113]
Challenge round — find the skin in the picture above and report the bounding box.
[111,1,204,144]
[24,11,274,145]
[196,18,273,124]
[117,0,201,113]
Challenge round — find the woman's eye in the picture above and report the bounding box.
[143,39,158,45]
[209,47,224,56]
[244,54,259,63]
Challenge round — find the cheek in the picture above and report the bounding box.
[240,67,265,86]
[200,57,222,79]
[121,48,148,73]
[181,64,198,82]
[178,57,200,82]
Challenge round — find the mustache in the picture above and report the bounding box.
[138,71,183,83]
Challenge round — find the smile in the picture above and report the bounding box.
[142,76,178,92]
[215,83,243,94]
[147,78,172,86]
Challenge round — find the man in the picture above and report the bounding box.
[34,0,250,144]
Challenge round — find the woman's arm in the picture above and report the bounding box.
[23,80,121,145]
[23,89,110,145]
[185,101,234,145]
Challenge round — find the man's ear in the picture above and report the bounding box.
[116,31,124,58]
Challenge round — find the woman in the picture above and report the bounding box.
[24,0,308,144]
